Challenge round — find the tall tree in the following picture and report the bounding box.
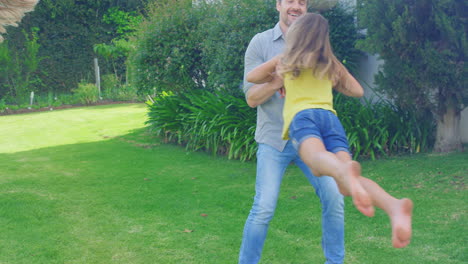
[357,0,467,152]
[3,0,148,94]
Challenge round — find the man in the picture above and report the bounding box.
[238,0,345,263]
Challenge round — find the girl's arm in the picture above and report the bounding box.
[333,64,364,98]
[245,73,284,107]
[246,55,281,84]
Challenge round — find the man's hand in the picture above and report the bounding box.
[246,72,284,108]
[270,70,285,98]
[278,87,286,98]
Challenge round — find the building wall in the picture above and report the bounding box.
[461,108,468,143]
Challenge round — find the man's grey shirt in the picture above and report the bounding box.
[243,23,288,152]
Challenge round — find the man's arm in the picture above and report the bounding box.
[246,73,283,108]
[243,35,283,108]
[246,55,281,84]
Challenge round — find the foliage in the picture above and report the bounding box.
[141,0,435,160]
[0,28,44,103]
[2,0,149,96]
[130,0,361,96]
[102,6,143,36]
[109,84,141,102]
[72,82,99,105]
[146,90,434,161]
[94,7,143,85]
[356,0,467,152]
[197,0,278,95]
[130,0,205,95]
[322,1,364,73]
[0,98,6,113]
[99,74,141,102]
[101,74,120,95]
[146,91,257,161]
[335,94,435,160]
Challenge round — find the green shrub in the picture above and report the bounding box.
[2,1,149,96]
[100,74,141,101]
[53,93,75,106]
[8,105,19,111]
[146,90,257,161]
[0,29,44,103]
[72,82,99,105]
[141,1,434,160]
[323,2,363,73]
[130,0,205,95]
[130,0,361,96]
[197,0,278,95]
[356,0,465,152]
[335,94,435,160]
[147,91,435,161]
[112,84,141,101]
[101,74,120,96]
[0,99,6,113]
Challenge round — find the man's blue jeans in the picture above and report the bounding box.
[238,142,345,264]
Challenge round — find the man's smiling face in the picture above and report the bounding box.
[276,0,307,32]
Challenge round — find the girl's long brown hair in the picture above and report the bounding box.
[278,13,344,84]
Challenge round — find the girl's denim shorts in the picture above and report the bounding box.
[289,108,350,154]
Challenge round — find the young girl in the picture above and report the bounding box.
[246,13,413,248]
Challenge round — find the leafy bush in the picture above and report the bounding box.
[111,84,141,102]
[356,0,465,152]
[101,74,120,97]
[197,0,278,95]
[135,0,441,160]
[335,94,435,160]
[0,99,6,113]
[0,29,44,103]
[94,7,143,87]
[141,1,434,160]
[130,0,205,95]
[72,82,99,105]
[146,91,257,161]
[323,2,363,73]
[100,74,141,101]
[130,0,362,96]
[2,0,149,95]
[147,91,435,161]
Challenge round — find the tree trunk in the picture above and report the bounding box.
[434,106,463,152]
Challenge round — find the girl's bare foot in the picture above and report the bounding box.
[390,198,413,248]
[345,161,375,217]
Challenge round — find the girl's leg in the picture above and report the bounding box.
[298,137,374,217]
[333,151,413,248]
[299,138,413,248]
[357,177,413,248]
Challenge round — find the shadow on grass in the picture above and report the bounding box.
[0,128,258,263]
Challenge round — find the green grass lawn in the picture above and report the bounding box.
[0,103,466,264]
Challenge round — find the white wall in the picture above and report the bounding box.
[461,108,468,143]
[355,53,385,102]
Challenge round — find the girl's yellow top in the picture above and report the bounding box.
[282,68,336,140]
